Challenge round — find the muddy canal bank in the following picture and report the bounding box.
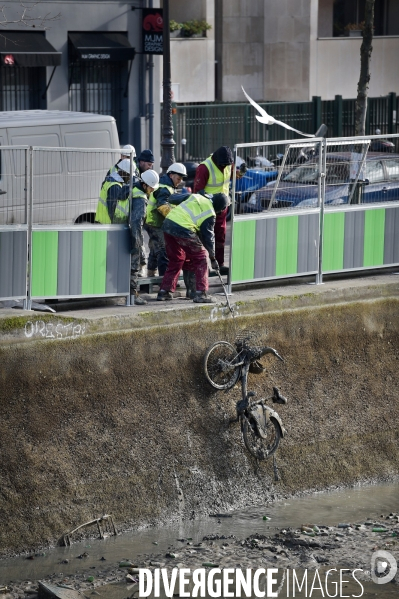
[1,482,399,597]
[1,285,399,558]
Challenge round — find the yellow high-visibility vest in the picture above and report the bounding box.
[146,183,174,227]
[201,156,231,195]
[95,180,130,224]
[165,193,215,233]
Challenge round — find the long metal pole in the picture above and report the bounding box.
[148,0,154,150]
[160,0,175,173]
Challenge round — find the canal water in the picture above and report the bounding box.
[1,480,398,597]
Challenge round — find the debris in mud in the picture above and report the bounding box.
[58,514,117,546]
[4,513,399,597]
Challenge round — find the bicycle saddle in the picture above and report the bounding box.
[272,386,288,405]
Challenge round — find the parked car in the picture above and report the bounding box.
[242,152,399,211]
[226,155,280,219]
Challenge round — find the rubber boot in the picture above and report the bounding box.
[183,270,196,299]
[157,290,173,301]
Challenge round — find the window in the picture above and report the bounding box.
[332,0,399,37]
[384,158,399,180]
[0,66,45,110]
[364,160,385,183]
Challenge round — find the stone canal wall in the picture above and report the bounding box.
[1,286,399,556]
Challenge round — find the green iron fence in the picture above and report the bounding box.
[169,93,398,163]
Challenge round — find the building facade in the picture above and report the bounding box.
[167,0,399,104]
[0,0,161,165]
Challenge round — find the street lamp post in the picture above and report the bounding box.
[160,0,176,173]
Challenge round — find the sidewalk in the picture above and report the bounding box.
[1,269,398,340]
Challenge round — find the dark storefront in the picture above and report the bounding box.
[68,32,136,143]
[0,31,61,110]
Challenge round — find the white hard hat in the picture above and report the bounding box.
[121,144,136,157]
[167,162,187,177]
[375,129,381,135]
[117,158,132,174]
[236,156,245,168]
[141,169,159,190]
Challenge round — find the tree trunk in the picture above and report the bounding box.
[355,0,375,135]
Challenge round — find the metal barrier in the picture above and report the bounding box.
[2,140,399,306]
[229,134,399,289]
[0,146,29,303]
[0,146,132,307]
[29,147,131,306]
[29,225,130,302]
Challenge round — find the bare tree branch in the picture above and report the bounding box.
[0,2,60,30]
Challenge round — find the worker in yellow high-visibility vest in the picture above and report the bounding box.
[193,146,233,275]
[157,192,230,304]
[144,162,188,277]
[129,169,160,305]
[95,159,131,224]
[193,146,247,275]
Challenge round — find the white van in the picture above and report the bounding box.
[0,110,121,225]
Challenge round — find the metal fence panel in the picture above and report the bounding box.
[0,146,29,302]
[29,226,130,301]
[0,147,29,226]
[172,101,314,162]
[0,228,28,300]
[322,204,399,274]
[28,147,132,303]
[31,147,124,225]
[229,134,399,288]
[172,95,399,163]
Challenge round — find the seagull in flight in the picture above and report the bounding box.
[242,86,314,138]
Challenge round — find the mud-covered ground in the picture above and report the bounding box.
[2,510,398,598]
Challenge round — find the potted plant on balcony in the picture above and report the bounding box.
[170,20,183,38]
[344,21,365,37]
[181,19,212,38]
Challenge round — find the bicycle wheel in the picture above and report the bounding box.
[203,341,241,390]
[241,414,280,460]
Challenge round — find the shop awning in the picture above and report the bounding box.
[68,32,136,61]
[0,32,61,67]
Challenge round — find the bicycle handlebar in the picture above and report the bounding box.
[259,346,284,362]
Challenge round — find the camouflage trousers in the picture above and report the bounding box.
[130,252,141,292]
[143,224,168,275]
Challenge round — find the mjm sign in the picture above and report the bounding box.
[142,8,163,55]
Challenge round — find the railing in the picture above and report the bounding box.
[1,138,399,307]
[170,94,399,162]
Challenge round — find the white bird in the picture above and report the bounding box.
[242,86,314,138]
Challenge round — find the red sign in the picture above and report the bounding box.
[142,8,163,55]
[143,12,163,32]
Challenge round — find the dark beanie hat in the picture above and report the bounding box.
[138,149,155,162]
[211,146,234,167]
[212,193,230,213]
